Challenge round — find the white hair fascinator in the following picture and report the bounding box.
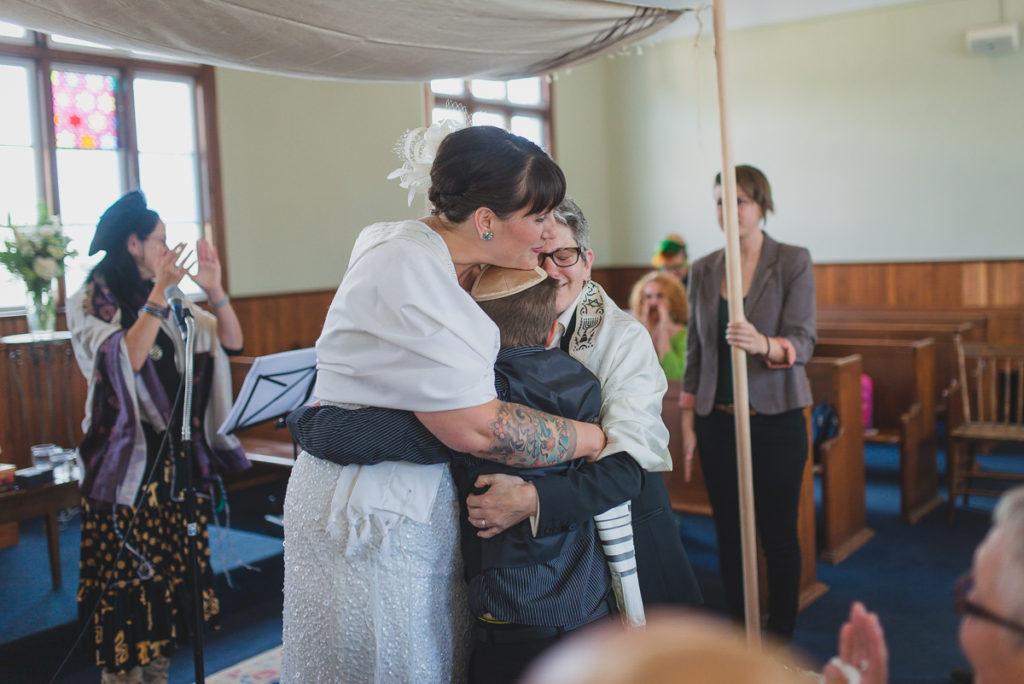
[386,117,466,206]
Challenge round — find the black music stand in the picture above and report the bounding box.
[219,348,317,446]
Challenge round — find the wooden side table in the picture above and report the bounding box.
[0,480,81,589]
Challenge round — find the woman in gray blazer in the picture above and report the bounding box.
[679,165,816,640]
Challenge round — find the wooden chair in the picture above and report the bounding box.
[947,336,1024,522]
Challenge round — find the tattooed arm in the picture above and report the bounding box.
[415,398,605,468]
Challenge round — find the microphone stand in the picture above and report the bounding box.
[175,309,206,683]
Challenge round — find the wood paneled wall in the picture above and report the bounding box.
[814,260,1024,310]
[1,258,1020,467]
[229,289,334,357]
[592,260,1024,343]
[592,260,1024,311]
[0,292,333,466]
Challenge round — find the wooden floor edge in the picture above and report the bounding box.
[902,495,944,525]
[820,527,875,565]
[798,582,829,611]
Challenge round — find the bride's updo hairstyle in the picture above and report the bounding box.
[428,125,566,224]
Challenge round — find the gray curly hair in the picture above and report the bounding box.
[553,197,591,262]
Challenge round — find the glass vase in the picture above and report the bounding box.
[25,279,57,338]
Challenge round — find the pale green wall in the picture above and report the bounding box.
[215,69,424,296]
[217,0,1024,295]
[553,0,1024,265]
[551,60,616,263]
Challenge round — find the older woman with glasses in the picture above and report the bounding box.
[824,485,1024,683]
[479,197,701,610]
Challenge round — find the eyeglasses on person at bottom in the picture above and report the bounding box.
[953,571,1024,636]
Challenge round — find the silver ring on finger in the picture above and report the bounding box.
[481,519,487,529]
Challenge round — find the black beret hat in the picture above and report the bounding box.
[88,191,160,256]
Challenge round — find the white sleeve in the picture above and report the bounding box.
[314,237,499,412]
[596,317,672,472]
[66,287,120,382]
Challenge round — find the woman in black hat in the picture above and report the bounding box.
[66,191,250,684]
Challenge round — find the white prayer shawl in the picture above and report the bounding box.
[313,220,499,554]
[67,285,243,506]
[563,280,672,472]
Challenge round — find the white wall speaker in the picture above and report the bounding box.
[966,22,1020,56]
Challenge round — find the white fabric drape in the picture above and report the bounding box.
[3,0,688,80]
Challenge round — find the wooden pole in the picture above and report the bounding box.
[712,0,761,649]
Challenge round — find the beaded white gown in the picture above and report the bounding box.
[281,220,498,683]
[281,452,471,683]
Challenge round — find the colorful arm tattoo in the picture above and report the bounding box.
[483,400,578,467]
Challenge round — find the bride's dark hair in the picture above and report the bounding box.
[428,126,565,224]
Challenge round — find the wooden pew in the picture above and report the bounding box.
[816,321,978,420]
[806,355,874,563]
[662,382,827,610]
[661,382,711,517]
[817,307,990,341]
[815,338,941,524]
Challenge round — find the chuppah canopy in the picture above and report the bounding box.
[1,0,691,80]
[5,0,764,646]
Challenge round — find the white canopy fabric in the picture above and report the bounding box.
[2,0,689,80]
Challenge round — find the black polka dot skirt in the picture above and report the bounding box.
[77,455,220,674]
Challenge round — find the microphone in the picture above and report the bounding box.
[164,284,192,333]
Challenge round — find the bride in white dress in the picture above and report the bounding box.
[281,124,606,683]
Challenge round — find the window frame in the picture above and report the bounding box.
[425,77,556,157]
[0,31,226,311]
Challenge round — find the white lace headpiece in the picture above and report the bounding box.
[386,116,466,206]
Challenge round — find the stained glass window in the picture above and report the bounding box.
[51,70,118,150]
[0,29,215,309]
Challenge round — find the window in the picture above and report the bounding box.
[0,24,221,309]
[428,77,553,154]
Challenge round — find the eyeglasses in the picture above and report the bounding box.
[538,247,583,268]
[953,572,1024,636]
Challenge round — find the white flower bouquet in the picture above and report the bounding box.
[1,204,75,297]
[2,203,76,333]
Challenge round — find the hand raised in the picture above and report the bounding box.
[822,602,888,684]
[191,237,224,296]
[152,243,188,299]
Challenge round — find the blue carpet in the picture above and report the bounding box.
[0,512,282,645]
[4,450,1021,684]
[0,480,287,684]
[680,443,1014,684]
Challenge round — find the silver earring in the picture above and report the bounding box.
[482,231,494,241]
